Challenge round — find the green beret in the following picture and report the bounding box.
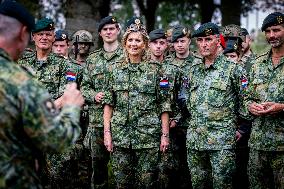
[55,30,69,41]
[0,0,35,31]
[125,16,143,29]
[33,18,54,33]
[149,28,167,41]
[98,16,118,32]
[223,24,245,42]
[223,39,239,54]
[192,22,219,38]
[261,12,284,31]
[171,25,190,43]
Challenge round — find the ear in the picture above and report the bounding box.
[19,25,30,43]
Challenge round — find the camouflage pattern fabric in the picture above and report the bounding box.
[158,53,200,188]
[18,51,70,99]
[111,147,159,188]
[102,59,172,187]
[187,149,235,189]
[81,46,123,188]
[248,150,284,189]
[245,50,284,188]
[240,52,255,73]
[185,54,247,188]
[0,48,81,188]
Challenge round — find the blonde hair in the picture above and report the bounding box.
[121,23,149,61]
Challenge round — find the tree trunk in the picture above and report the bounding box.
[198,0,215,23]
[220,0,241,25]
[136,0,159,31]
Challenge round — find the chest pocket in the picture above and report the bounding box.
[93,69,106,90]
[208,79,229,107]
[137,72,157,110]
[38,65,61,95]
[113,70,129,108]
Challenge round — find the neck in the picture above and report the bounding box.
[204,53,218,67]
[36,48,51,61]
[76,53,88,64]
[151,54,164,62]
[271,44,284,58]
[176,49,190,59]
[129,54,142,63]
[104,40,119,52]
[243,49,252,56]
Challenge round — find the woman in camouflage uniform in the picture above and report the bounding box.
[102,20,172,188]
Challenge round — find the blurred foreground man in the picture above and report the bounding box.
[0,1,83,188]
[246,12,284,189]
[186,23,247,189]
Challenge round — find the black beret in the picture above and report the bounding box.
[223,39,240,54]
[192,22,219,38]
[33,18,54,33]
[0,0,35,31]
[55,30,69,41]
[149,28,167,41]
[98,16,118,32]
[241,28,249,36]
[261,12,284,31]
[171,25,190,43]
[125,16,143,29]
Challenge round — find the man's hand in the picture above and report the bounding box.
[259,102,284,115]
[248,102,265,116]
[236,130,242,142]
[54,96,64,109]
[160,134,169,153]
[95,92,104,103]
[62,83,84,107]
[104,131,113,152]
[169,119,177,128]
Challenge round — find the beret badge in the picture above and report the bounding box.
[205,28,212,36]
[182,28,188,35]
[134,19,141,25]
[61,34,67,40]
[277,16,283,24]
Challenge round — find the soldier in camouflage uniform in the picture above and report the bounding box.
[240,28,255,73]
[102,20,171,188]
[71,29,94,65]
[159,25,195,189]
[51,29,89,189]
[81,16,123,189]
[186,22,248,189]
[148,28,168,63]
[17,18,69,100]
[0,1,84,188]
[245,12,284,189]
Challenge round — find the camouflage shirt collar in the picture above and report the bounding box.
[102,45,123,60]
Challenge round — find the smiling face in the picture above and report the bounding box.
[196,35,220,58]
[125,32,146,58]
[33,30,55,50]
[264,24,284,48]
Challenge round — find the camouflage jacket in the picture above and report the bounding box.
[81,46,123,127]
[186,54,247,150]
[161,53,202,126]
[103,59,172,149]
[240,51,255,73]
[0,49,81,188]
[17,51,70,99]
[245,50,284,151]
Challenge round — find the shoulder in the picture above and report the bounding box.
[19,50,36,61]
[88,49,102,57]
[255,50,270,63]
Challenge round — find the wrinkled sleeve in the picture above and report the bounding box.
[233,64,253,120]
[20,79,81,153]
[101,63,114,106]
[158,63,174,115]
[81,61,97,104]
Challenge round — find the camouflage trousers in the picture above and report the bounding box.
[111,147,159,189]
[187,149,235,189]
[248,150,284,189]
[49,137,92,189]
[84,126,111,189]
[157,127,192,189]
